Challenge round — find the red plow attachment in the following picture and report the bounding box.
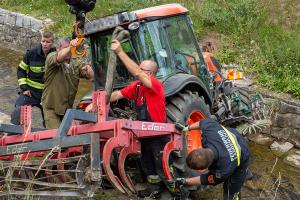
[0,90,182,197]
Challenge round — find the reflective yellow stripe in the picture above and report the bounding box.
[233,192,240,200]
[18,78,27,85]
[27,79,44,89]
[221,126,241,166]
[30,65,45,73]
[19,61,29,71]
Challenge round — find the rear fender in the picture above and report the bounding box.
[163,74,212,106]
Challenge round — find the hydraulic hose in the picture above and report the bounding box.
[105,26,130,104]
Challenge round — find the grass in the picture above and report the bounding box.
[0,0,299,98]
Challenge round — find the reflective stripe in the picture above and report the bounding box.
[27,79,44,89]
[19,61,29,71]
[233,192,240,200]
[30,65,45,73]
[221,126,241,166]
[18,78,27,85]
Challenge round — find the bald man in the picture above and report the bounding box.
[111,39,167,199]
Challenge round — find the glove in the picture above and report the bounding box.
[182,126,189,132]
[167,178,187,189]
[175,123,189,132]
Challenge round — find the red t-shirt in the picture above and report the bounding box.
[120,76,166,123]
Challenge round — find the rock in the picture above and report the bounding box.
[280,101,300,114]
[284,150,300,169]
[42,18,54,30]
[248,133,274,146]
[0,112,11,124]
[5,14,16,26]
[232,78,254,87]
[272,113,300,129]
[271,127,291,140]
[261,126,271,134]
[289,129,300,149]
[16,15,23,27]
[270,141,294,157]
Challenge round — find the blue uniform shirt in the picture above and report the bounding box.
[199,118,250,185]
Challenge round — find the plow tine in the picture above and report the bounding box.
[102,138,127,194]
[162,141,175,180]
[118,147,136,193]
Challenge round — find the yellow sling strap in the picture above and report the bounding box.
[221,125,241,166]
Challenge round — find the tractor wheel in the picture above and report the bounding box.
[166,90,210,181]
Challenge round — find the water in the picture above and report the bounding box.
[0,47,299,199]
[194,142,300,200]
[0,47,22,119]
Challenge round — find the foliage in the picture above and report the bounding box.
[197,0,300,98]
[0,0,299,97]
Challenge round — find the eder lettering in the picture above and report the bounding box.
[141,122,167,131]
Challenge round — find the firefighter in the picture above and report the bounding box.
[11,31,55,126]
[169,118,250,200]
[41,37,93,129]
[110,39,167,199]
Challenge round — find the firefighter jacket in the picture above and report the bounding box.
[17,44,55,98]
[199,118,250,185]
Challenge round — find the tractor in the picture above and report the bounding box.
[0,2,265,199]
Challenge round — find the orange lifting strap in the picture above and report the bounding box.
[70,22,88,58]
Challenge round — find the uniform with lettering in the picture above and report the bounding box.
[199,118,250,199]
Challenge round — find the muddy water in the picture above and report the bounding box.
[0,47,299,199]
[0,47,22,117]
[194,142,300,200]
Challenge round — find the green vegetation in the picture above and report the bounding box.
[0,0,299,97]
[198,0,300,98]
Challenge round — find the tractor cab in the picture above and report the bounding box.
[86,4,212,97]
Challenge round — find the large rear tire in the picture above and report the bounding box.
[166,90,210,181]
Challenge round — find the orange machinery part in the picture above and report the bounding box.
[202,52,222,82]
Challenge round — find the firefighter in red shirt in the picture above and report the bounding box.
[110,39,166,199]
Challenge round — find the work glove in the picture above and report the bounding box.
[182,126,189,132]
[167,178,187,190]
[175,123,189,132]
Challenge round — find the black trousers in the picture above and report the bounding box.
[11,93,44,126]
[140,136,169,184]
[223,159,249,200]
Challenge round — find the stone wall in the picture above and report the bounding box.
[267,100,300,148]
[0,8,42,52]
[247,94,300,168]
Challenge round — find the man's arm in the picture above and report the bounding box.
[110,90,124,102]
[111,40,152,88]
[80,64,94,80]
[171,173,222,188]
[168,176,201,190]
[185,176,201,185]
[56,45,71,63]
[56,39,79,63]
[17,50,31,96]
[85,90,124,112]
